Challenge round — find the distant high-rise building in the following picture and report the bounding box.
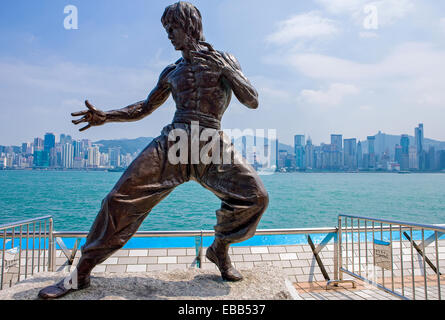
[21,143,28,154]
[427,146,436,171]
[33,150,49,167]
[357,141,363,169]
[331,134,343,151]
[400,134,409,154]
[33,138,44,151]
[394,144,402,165]
[330,134,343,169]
[44,133,56,153]
[294,135,305,147]
[109,147,121,168]
[415,123,424,155]
[277,149,288,169]
[409,146,418,169]
[400,134,410,170]
[367,136,376,169]
[439,151,445,170]
[275,139,279,170]
[305,137,314,169]
[73,140,82,159]
[242,136,247,159]
[87,145,100,168]
[344,138,357,170]
[60,134,73,145]
[415,123,425,170]
[50,147,59,167]
[294,135,305,169]
[62,143,74,168]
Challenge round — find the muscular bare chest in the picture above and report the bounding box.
[168,62,222,92]
[167,61,231,116]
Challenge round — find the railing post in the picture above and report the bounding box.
[48,218,55,272]
[338,216,343,280]
[333,228,338,280]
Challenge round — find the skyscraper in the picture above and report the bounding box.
[394,144,402,165]
[44,133,56,153]
[343,138,357,170]
[33,138,44,151]
[357,141,363,169]
[109,147,121,168]
[294,135,305,169]
[427,146,436,171]
[409,146,418,170]
[330,134,343,151]
[400,134,410,171]
[62,143,74,168]
[305,137,314,169]
[415,123,424,170]
[330,134,343,169]
[367,136,376,169]
[87,145,100,168]
[415,123,424,155]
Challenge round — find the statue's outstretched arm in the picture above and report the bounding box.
[71,63,176,131]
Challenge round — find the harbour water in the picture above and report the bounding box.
[1,171,445,232]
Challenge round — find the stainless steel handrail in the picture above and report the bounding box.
[0,215,52,231]
[339,214,445,233]
[335,214,444,300]
[0,216,54,290]
[52,227,339,238]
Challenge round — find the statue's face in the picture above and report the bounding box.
[164,22,189,51]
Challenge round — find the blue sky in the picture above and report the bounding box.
[1,0,445,145]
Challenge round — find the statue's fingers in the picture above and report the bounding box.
[79,124,92,132]
[71,110,88,117]
[85,100,96,111]
[72,117,87,125]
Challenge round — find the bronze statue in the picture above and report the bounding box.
[38,1,268,299]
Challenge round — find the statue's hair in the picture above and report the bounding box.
[161,2,205,41]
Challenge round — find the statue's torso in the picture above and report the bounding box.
[167,58,232,122]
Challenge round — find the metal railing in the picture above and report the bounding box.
[331,214,445,300]
[2,214,444,300]
[0,216,54,290]
[52,227,337,270]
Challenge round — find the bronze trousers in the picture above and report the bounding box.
[77,123,269,273]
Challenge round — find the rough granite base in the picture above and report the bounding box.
[0,266,293,300]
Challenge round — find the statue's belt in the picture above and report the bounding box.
[172,110,221,130]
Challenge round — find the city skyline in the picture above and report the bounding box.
[2,122,445,172]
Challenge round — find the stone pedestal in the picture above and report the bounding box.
[0,266,297,300]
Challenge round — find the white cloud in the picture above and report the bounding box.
[315,0,361,15]
[300,83,359,105]
[315,0,415,27]
[270,42,445,87]
[263,40,445,142]
[266,11,339,45]
[359,31,379,38]
[440,18,445,33]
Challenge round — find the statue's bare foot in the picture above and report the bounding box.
[206,244,243,282]
[38,277,90,300]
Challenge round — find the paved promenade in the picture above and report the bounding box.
[2,239,444,300]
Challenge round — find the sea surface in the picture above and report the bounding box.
[1,171,445,232]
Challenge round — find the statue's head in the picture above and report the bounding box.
[161,1,205,51]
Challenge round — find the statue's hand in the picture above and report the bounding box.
[190,41,231,75]
[71,100,107,132]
